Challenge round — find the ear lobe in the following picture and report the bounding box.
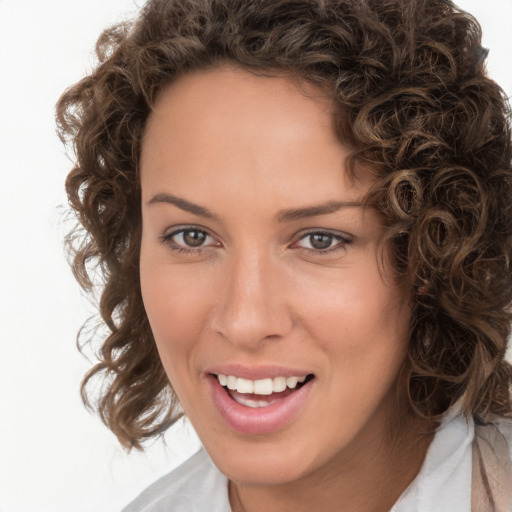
[413,281,428,295]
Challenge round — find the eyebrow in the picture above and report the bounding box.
[148,193,363,222]
[148,193,218,220]
[276,200,364,223]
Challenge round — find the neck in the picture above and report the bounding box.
[229,415,435,512]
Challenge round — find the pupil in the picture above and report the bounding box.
[183,230,206,247]
[310,234,332,250]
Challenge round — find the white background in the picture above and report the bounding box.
[0,1,511,511]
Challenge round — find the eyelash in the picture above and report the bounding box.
[292,230,353,255]
[160,227,217,255]
[160,227,353,255]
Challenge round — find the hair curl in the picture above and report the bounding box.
[56,0,512,449]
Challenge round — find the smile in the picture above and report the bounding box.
[208,370,315,434]
[218,374,307,396]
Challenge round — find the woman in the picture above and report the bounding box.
[56,0,512,510]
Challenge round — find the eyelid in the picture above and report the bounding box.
[291,229,354,253]
[159,225,353,255]
[160,225,221,252]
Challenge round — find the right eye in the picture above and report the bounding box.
[161,227,219,253]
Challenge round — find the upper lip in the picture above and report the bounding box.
[206,364,312,380]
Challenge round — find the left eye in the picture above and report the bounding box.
[295,232,349,252]
[163,228,216,249]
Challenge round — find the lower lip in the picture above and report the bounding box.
[208,375,313,435]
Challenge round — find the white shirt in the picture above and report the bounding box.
[391,413,473,511]
[122,414,512,512]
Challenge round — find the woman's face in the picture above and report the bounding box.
[139,66,411,485]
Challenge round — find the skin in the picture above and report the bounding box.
[139,66,433,512]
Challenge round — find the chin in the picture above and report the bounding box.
[217,456,309,486]
[203,433,327,486]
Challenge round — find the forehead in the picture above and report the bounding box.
[147,65,335,129]
[140,65,371,206]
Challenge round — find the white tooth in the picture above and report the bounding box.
[254,378,273,395]
[297,376,307,383]
[238,397,259,407]
[272,376,287,392]
[286,376,299,389]
[232,395,257,407]
[227,375,238,390]
[236,378,254,394]
[218,374,228,386]
[232,395,270,408]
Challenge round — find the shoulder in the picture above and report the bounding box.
[121,448,230,512]
[495,417,512,461]
[472,417,512,512]
[392,414,474,511]
[473,415,512,472]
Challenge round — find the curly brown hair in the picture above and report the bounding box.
[56,0,512,449]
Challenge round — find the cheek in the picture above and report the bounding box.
[296,257,410,374]
[139,263,218,411]
[139,251,213,373]
[300,272,410,433]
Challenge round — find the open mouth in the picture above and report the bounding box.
[212,373,315,408]
[207,369,316,434]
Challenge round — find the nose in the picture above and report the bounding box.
[210,250,293,350]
